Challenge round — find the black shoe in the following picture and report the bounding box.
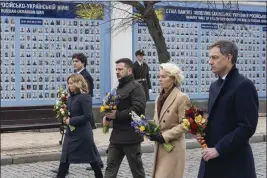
[86,167,93,171]
[51,169,58,174]
[51,169,69,174]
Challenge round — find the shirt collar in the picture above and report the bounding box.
[76,68,85,74]
[221,73,227,80]
[137,61,143,66]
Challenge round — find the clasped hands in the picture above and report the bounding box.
[196,134,219,162]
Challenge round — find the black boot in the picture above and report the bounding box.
[57,162,70,178]
[90,162,103,178]
[51,169,69,174]
[86,161,104,170]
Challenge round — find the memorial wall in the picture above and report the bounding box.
[1,1,111,107]
[133,2,266,100]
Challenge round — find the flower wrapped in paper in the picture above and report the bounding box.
[130,111,174,152]
[53,87,75,132]
[181,101,208,148]
[100,88,120,133]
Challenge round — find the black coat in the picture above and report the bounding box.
[198,66,259,178]
[80,68,96,129]
[110,75,146,144]
[133,61,151,101]
[60,93,98,163]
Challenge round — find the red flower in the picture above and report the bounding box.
[185,107,194,115]
[61,96,67,101]
[190,122,198,134]
[185,107,196,118]
[188,117,194,124]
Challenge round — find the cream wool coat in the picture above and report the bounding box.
[151,87,190,178]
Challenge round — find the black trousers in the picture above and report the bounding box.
[104,143,145,178]
[57,161,103,178]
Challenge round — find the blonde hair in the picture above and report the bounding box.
[160,63,184,87]
[67,74,88,94]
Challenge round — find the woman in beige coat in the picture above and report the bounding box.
[150,63,189,178]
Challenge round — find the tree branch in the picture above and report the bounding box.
[119,1,145,14]
[119,1,143,8]
[107,2,133,16]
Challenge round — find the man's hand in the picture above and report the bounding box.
[63,117,70,125]
[105,110,116,119]
[149,89,152,93]
[202,147,219,162]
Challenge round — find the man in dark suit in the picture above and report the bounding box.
[133,49,152,101]
[72,53,96,129]
[197,40,259,178]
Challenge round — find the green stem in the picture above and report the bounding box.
[103,126,109,133]
[163,143,174,152]
[69,125,75,132]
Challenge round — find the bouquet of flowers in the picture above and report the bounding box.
[53,87,75,132]
[130,111,174,152]
[100,88,120,133]
[181,101,208,149]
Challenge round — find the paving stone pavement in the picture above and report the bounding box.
[1,142,266,178]
[1,117,265,156]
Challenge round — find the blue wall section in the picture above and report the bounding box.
[0,1,111,107]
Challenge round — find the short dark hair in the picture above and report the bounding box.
[115,58,133,69]
[209,40,238,64]
[72,53,87,67]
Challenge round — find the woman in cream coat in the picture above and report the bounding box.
[150,63,189,178]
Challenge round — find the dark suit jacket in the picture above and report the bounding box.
[79,68,96,129]
[133,61,151,101]
[80,69,94,97]
[198,66,259,178]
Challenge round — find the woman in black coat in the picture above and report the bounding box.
[57,74,103,178]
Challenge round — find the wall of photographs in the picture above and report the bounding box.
[1,1,111,107]
[133,2,266,100]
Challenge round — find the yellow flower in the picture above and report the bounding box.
[140,115,145,119]
[195,115,203,124]
[181,119,190,129]
[139,126,145,132]
[100,106,105,112]
[201,118,207,124]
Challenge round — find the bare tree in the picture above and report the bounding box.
[111,1,170,64]
[107,1,243,63]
